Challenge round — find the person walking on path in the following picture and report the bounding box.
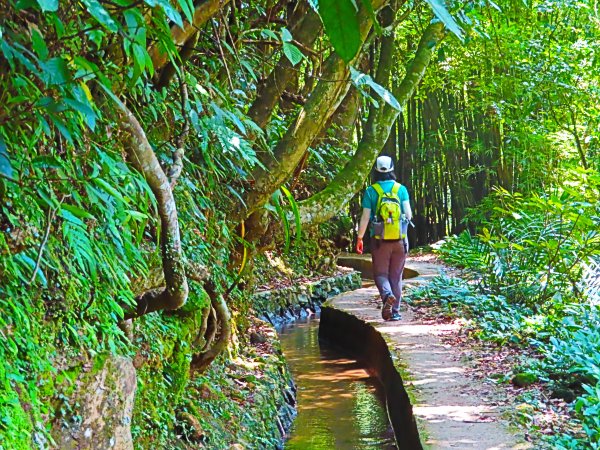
[356,156,412,321]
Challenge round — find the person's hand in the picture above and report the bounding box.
[356,237,363,254]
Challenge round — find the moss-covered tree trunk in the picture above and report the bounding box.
[247,6,322,130]
[297,21,445,226]
[114,98,189,318]
[242,2,386,218]
[149,0,232,73]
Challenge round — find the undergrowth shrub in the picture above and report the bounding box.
[425,169,600,447]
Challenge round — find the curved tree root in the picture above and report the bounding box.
[200,306,217,352]
[190,282,231,374]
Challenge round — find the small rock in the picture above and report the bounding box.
[511,372,538,387]
[250,332,267,344]
[550,387,576,402]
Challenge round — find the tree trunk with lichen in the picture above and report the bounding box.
[297,21,445,226]
[113,98,189,319]
[247,7,322,130]
[149,0,232,74]
[242,5,383,219]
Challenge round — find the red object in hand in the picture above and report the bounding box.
[356,237,363,254]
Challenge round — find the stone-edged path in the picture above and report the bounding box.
[331,257,532,450]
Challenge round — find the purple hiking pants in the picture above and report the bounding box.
[371,238,407,314]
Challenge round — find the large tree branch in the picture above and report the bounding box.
[297,21,445,226]
[112,98,189,319]
[149,0,231,74]
[242,3,384,218]
[247,7,322,130]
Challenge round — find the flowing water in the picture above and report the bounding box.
[279,317,397,449]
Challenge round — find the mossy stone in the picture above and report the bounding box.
[511,372,538,387]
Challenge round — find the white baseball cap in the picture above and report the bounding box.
[375,155,394,173]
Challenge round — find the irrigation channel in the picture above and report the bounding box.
[279,316,397,449]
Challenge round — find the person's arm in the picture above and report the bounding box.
[402,201,412,221]
[356,208,371,254]
[357,208,371,239]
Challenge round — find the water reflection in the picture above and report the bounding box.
[279,318,397,450]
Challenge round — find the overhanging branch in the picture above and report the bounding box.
[241,2,386,219]
[297,21,445,227]
[149,0,231,74]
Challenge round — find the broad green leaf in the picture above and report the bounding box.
[82,0,119,32]
[425,0,463,41]
[281,185,302,242]
[36,0,58,12]
[226,184,246,207]
[0,138,14,179]
[350,67,401,110]
[240,60,257,81]
[177,0,195,23]
[158,0,184,28]
[261,29,278,40]
[281,28,293,42]
[94,178,125,203]
[145,0,184,28]
[49,116,74,144]
[132,43,148,78]
[318,0,361,62]
[282,42,304,66]
[17,253,47,286]
[272,190,291,253]
[30,27,48,59]
[87,29,104,48]
[64,98,97,130]
[32,155,63,169]
[62,204,96,220]
[41,57,70,86]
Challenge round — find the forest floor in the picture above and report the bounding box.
[331,254,545,449]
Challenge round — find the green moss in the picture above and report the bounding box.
[165,341,191,402]
[511,372,538,387]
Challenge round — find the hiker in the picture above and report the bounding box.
[356,156,412,321]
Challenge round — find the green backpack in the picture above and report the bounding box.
[371,182,406,241]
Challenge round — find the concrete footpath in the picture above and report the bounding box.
[331,256,532,450]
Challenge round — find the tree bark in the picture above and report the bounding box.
[113,98,189,319]
[149,0,232,74]
[297,21,445,226]
[247,8,322,130]
[242,4,382,218]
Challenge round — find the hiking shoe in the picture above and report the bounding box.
[382,295,395,321]
[388,313,402,321]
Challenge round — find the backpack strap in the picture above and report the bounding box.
[371,183,385,216]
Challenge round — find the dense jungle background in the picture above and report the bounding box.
[1,0,599,447]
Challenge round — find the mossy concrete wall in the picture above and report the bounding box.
[52,356,136,450]
[252,271,362,326]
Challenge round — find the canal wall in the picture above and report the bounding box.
[253,270,362,327]
[319,306,423,450]
[318,257,529,450]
